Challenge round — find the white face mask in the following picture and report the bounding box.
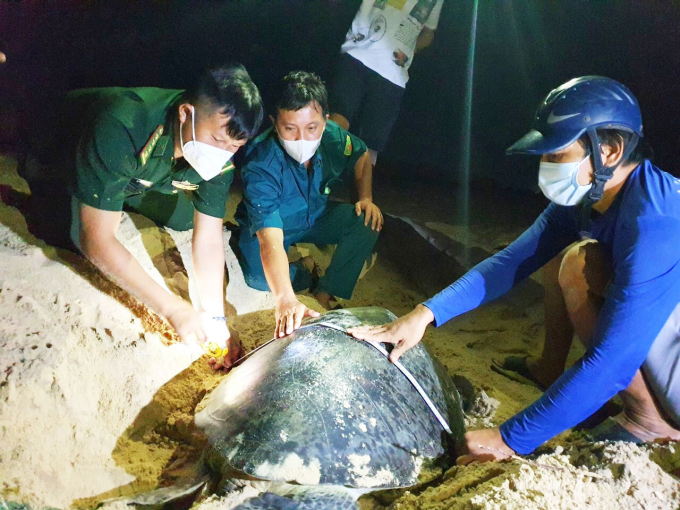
[278,128,324,164]
[538,156,592,206]
[180,106,235,181]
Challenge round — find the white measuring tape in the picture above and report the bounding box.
[307,321,452,434]
[231,321,452,435]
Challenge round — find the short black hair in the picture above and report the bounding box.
[579,129,653,165]
[185,63,263,140]
[274,71,329,118]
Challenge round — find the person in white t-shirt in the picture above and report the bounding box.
[329,0,444,166]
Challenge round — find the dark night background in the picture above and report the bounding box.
[1,0,679,192]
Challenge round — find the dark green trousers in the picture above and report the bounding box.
[66,190,195,251]
[19,152,196,251]
[236,202,379,300]
[123,190,195,231]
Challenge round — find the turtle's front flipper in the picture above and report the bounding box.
[101,475,209,510]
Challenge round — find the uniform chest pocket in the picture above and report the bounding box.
[279,183,307,210]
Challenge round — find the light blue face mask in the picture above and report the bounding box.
[538,156,592,206]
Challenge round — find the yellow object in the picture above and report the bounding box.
[344,135,353,156]
[203,341,228,358]
[387,0,408,10]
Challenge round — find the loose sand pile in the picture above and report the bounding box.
[0,152,678,509]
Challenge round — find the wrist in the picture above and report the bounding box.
[201,304,225,316]
[498,423,518,455]
[275,291,298,306]
[413,304,435,326]
[161,295,191,319]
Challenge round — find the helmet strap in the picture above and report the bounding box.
[586,127,639,202]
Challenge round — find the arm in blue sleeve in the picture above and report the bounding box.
[241,153,284,236]
[424,204,578,326]
[501,214,680,454]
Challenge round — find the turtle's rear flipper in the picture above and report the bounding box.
[101,476,209,510]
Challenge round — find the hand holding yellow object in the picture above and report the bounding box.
[201,315,229,358]
[202,341,228,358]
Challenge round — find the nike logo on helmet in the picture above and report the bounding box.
[547,112,580,124]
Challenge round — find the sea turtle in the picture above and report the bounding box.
[116,306,465,509]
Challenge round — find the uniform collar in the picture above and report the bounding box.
[164,97,181,162]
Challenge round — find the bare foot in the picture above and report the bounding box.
[313,291,333,310]
[526,356,564,389]
[300,255,316,274]
[615,411,680,443]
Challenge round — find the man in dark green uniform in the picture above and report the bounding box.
[235,71,382,338]
[19,63,263,367]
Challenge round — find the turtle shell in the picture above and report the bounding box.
[195,307,465,488]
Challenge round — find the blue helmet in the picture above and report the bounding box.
[507,76,644,201]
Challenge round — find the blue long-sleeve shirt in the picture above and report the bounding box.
[424,160,680,454]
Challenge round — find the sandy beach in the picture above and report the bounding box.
[0,150,678,509]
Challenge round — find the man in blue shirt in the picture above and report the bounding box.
[349,76,680,461]
[235,71,382,338]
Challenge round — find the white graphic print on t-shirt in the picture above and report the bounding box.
[341,0,443,87]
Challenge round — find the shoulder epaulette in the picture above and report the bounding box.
[221,160,236,174]
[139,125,164,166]
[344,134,353,156]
